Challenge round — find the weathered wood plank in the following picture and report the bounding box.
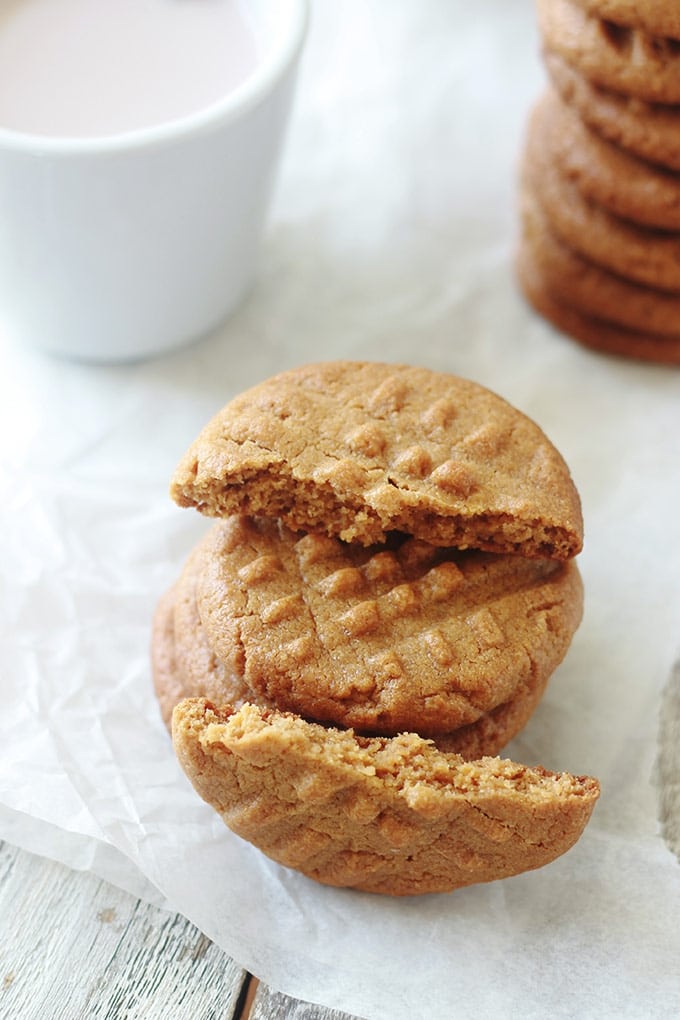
[0,841,249,1020]
[248,983,362,1020]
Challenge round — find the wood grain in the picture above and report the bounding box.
[248,983,361,1020]
[0,841,362,1020]
[0,841,247,1020]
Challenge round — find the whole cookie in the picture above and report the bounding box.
[532,88,680,230]
[521,184,680,338]
[195,515,583,736]
[571,0,680,39]
[152,534,556,756]
[172,699,600,896]
[538,0,680,104]
[517,242,680,364]
[546,51,680,173]
[171,361,583,561]
[524,133,680,292]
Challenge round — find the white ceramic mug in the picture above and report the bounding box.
[0,0,308,363]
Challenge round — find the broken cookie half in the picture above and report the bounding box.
[170,361,583,559]
[173,699,600,897]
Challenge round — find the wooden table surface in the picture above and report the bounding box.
[0,841,360,1020]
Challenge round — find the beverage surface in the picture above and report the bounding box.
[0,0,258,138]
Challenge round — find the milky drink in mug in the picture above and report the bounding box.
[0,0,258,137]
[0,0,307,361]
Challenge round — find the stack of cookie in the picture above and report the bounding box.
[517,0,680,364]
[153,362,599,895]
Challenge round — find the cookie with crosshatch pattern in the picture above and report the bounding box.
[192,515,583,736]
[170,361,583,560]
[152,529,268,729]
[172,699,600,896]
[151,533,564,757]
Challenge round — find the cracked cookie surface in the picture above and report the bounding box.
[172,699,600,896]
[170,361,583,560]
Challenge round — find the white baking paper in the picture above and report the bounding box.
[2,2,680,1017]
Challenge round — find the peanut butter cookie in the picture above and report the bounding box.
[194,516,583,736]
[532,88,680,230]
[520,184,680,340]
[172,699,600,896]
[524,132,680,292]
[517,240,680,363]
[546,51,680,173]
[538,0,680,104]
[157,363,596,894]
[153,526,560,755]
[171,361,583,560]
[571,0,680,40]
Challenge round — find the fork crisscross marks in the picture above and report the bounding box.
[196,517,583,736]
[172,700,600,896]
[171,361,583,559]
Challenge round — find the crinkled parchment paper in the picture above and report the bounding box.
[2,2,680,1017]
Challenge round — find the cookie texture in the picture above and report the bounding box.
[521,184,680,339]
[524,132,680,293]
[151,583,186,728]
[571,0,680,39]
[153,554,559,759]
[172,535,257,709]
[546,51,680,173]
[519,3,680,362]
[195,515,583,736]
[533,89,680,230]
[517,244,680,364]
[171,361,583,560]
[538,0,680,104]
[172,700,600,897]
[431,664,552,758]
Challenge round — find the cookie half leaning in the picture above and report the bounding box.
[170,361,583,560]
[172,699,600,897]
